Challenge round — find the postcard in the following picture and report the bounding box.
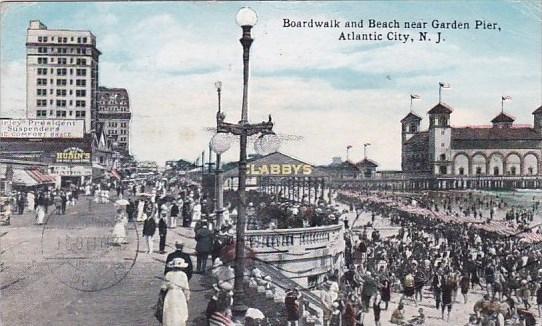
[1,1,541,325]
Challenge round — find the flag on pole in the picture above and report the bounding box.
[502,96,512,101]
[410,94,421,99]
[439,82,451,88]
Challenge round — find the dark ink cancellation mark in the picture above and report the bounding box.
[40,213,139,292]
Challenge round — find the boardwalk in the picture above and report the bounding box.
[0,196,211,326]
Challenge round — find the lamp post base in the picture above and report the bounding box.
[231,302,249,319]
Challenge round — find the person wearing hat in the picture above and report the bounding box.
[207,290,233,326]
[285,288,301,326]
[165,241,193,280]
[162,258,190,326]
[158,212,168,254]
[142,213,157,254]
[195,222,213,274]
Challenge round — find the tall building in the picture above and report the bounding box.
[401,103,542,177]
[26,20,101,133]
[96,87,131,154]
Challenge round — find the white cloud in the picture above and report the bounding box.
[1,5,541,171]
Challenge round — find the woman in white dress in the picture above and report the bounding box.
[162,258,190,326]
[112,209,128,245]
[191,202,201,225]
[35,205,45,225]
[136,199,145,222]
[27,192,35,212]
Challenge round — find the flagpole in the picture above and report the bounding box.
[501,97,504,114]
[410,96,413,112]
[439,84,442,103]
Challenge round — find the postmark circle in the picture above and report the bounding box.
[40,204,139,292]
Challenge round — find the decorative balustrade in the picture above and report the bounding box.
[245,224,343,250]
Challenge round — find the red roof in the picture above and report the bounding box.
[491,112,515,123]
[26,169,56,184]
[400,112,422,123]
[428,102,453,114]
[452,127,542,140]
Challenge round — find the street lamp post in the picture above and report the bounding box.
[209,7,280,317]
[214,81,224,229]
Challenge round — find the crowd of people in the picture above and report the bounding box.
[331,189,542,326]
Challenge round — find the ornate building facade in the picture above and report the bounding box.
[96,87,131,154]
[402,103,542,178]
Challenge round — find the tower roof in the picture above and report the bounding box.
[427,102,453,114]
[491,112,515,123]
[400,112,422,123]
[356,158,379,168]
[533,106,542,115]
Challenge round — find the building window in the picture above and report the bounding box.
[439,166,447,175]
[37,89,47,96]
[38,47,47,53]
[493,167,500,176]
[76,79,86,86]
[510,166,517,176]
[56,79,67,86]
[56,89,67,96]
[75,110,86,118]
[37,78,47,86]
[528,167,534,175]
[56,110,67,117]
[37,68,47,75]
[57,68,67,76]
[75,100,86,107]
[36,110,47,117]
[56,100,67,107]
[76,90,86,97]
[82,37,88,43]
[440,154,446,161]
[37,57,48,64]
[58,58,67,65]
[76,69,87,76]
[36,99,47,107]
[76,58,87,65]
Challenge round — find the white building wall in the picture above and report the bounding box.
[451,148,542,176]
[26,20,99,133]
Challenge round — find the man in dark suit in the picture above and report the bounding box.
[164,241,193,280]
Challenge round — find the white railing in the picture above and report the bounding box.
[245,224,343,250]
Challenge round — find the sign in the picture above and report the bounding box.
[55,147,91,163]
[0,119,84,139]
[49,165,92,177]
[248,163,313,176]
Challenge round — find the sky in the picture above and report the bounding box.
[1,1,541,169]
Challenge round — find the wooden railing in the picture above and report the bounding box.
[245,224,343,250]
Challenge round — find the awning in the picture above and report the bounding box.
[12,169,56,187]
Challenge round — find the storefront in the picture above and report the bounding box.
[0,133,93,187]
[223,152,329,204]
